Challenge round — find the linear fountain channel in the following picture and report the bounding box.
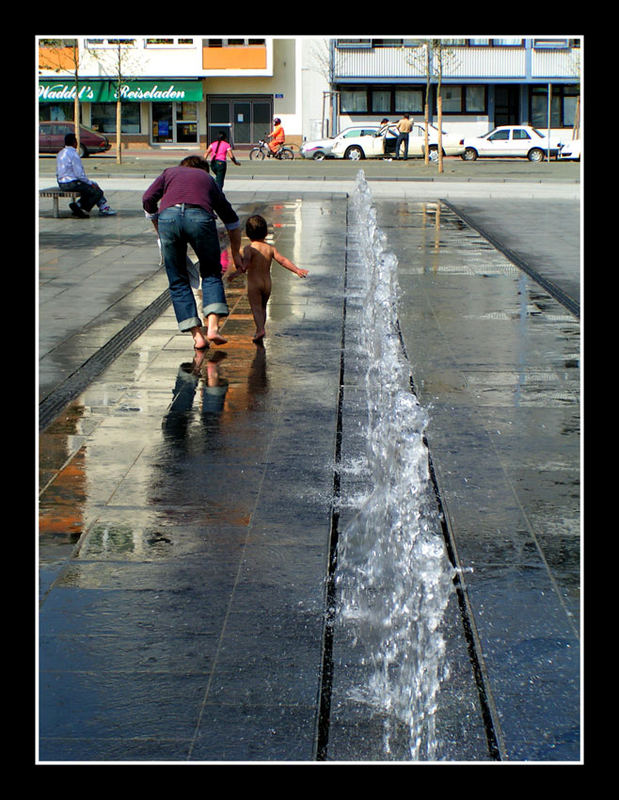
[322,171,459,761]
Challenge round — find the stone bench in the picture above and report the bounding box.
[39,187,81,218]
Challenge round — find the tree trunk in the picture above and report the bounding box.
[116,99,122,164]
[437,94,443,174]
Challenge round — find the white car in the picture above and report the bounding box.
[461,125,558,162]
[558,138,581,161]
[301,123,464,161]
[299,135,336,160]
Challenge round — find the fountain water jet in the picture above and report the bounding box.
[333,171,456,760]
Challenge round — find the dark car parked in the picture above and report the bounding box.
[39,122,111,157]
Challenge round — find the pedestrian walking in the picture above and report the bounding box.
[205,131,240,190]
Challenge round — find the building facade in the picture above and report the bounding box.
[330,37,582,141]
[37,36,582,152]
[38,37,304,150]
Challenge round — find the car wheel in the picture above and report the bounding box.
[345,146,364,160]
[312,151,326,160]
[79,144,88,157]
[462,147,478,161]
[528,148,545,162]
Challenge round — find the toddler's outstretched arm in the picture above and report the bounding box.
[273,247,308,278]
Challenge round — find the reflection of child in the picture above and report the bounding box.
[227,215,308,342]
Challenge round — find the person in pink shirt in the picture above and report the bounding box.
[205,131,240,189]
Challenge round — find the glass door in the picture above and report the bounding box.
[152,103,174,143]
[151,102,199,145]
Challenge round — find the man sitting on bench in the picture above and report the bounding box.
[56,132,117,218]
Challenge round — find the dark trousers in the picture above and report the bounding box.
[58,179,104,211]
[395,132,409,160]
[210,159,227,189]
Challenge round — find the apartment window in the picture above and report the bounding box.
[395,89,423,113]
[336,39,372,48]
[145,38,194,47]
[340,89,367,113]
[439,86,462,112]
[465,85,486,112]
[86,38,136,48]
[205,38,265,47]
[371,90,391,113]
[530,85,579,129]
[493,38,523,46]
[437,85,486,113]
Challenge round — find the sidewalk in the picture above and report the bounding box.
[37,173,580,762]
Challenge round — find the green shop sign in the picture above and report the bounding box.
[39,80,203,103]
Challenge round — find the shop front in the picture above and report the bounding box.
[38,78,204,147]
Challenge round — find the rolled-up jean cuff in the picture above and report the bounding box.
[203,302,229,317]
[177,315,202,332]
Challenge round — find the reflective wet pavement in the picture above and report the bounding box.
[38,177,580,762]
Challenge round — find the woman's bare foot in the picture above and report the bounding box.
[206,314,227,345]
[252,329,265,343]
[191,325,208,350]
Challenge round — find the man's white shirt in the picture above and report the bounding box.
[56,146,91,184]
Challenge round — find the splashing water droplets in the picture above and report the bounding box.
[334,171,455,760]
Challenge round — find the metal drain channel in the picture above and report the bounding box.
[38,288,171,432]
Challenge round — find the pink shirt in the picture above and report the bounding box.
[210,140,231,161]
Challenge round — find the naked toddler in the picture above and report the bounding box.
[228,214,308,342]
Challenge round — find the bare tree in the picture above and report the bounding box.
[87,38,141,164]
[39,38,82,153]
[402,39,459,172]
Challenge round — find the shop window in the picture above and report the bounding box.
[91,102,141,134]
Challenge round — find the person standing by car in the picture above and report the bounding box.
[56,133,116,217]
[204,131,240,190]
[142,155,244,350]
[395,113,413,160]
[267,118,285,156]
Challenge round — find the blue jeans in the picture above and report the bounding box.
[158,205,229,331]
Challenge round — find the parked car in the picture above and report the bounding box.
[301,123,465,161]
[558,138,581,161]
[460,125,558,162]
[39,121,112,157]
[299,135,336,160]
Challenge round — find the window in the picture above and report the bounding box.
[340,89,367,113]
[465,85,486,112]
[371,90,391,113]
[86,38,136,48]
[435,85,486,113]
[513,129,532,140]
[530,85,579,128]
[493,38,523,46]
[146,38,194,47]
[205,38,265,47]
[488,130,510,141]
[395,89,423,113]
[91,102,141,134]
[440,86,462,112]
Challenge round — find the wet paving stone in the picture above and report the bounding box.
[38,190,580,763]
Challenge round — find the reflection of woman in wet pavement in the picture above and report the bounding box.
[162,351,229,442]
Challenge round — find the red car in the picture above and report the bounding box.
[39,121,111,157]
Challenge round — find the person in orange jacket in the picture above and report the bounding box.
[267,117,285,155]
